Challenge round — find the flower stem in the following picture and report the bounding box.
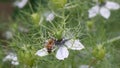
[88,59,97,68]
[101,36,120,45]
[28,1,34,13]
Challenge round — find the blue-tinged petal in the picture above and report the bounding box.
[88,5,99,18]
[14,0,28,8]
[65,39,85,50]
[100,7,110,19]
[35,48,48,57]
[56,46,69,60]
[105,1,120,10]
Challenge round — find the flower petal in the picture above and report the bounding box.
[100,7,110,19]
[35,48,48,57]
[12,56,18,61]
[80,65,93,68]
[14,0,28,8]
[56,46,69,60]
[46,13,55,22]
[88,5,99,18]
[3,53,16,62]
[4,31,13,40]
[105,1,120,10]
[65,39,85,50]
[11,61,19,65]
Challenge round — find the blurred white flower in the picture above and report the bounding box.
[79,65,93,68]
[46,13,55,22]
[11,61,19,65]
[3,53,19,65]
[36,39,84,60]
[18,26,29,33]
[88,1,120,19]
[4,31,13,40]
[14,0,28,8]
[44,12,55,22]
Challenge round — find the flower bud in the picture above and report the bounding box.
[86,21,94,31]
[31,13,40,25]
[98,0,106,5]
[50,0,67,9]
[92,45,106,60]
[54,30,63,40]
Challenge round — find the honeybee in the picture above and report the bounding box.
[45,38,55,53]
[45,38,69,53]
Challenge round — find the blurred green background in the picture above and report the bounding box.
[0,0,120,68]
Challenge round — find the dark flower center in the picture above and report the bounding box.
[55,39,69,46]
[99,2,106,7]
[98,0,106,7]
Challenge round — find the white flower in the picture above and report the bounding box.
[35,39,85,60]
[11,61,19,65]
[4,31,13,40]
[3,53,19,65]
[88,1,120,19]
[18,26,29,33]
[44,12,55,22]
[79,65,93,68]
[3,53,15,61]
[14,0,28,8]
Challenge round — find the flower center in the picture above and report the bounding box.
[98,0,106,7]
[55,39,69,46]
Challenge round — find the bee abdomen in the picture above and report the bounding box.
[47,48,52,53]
